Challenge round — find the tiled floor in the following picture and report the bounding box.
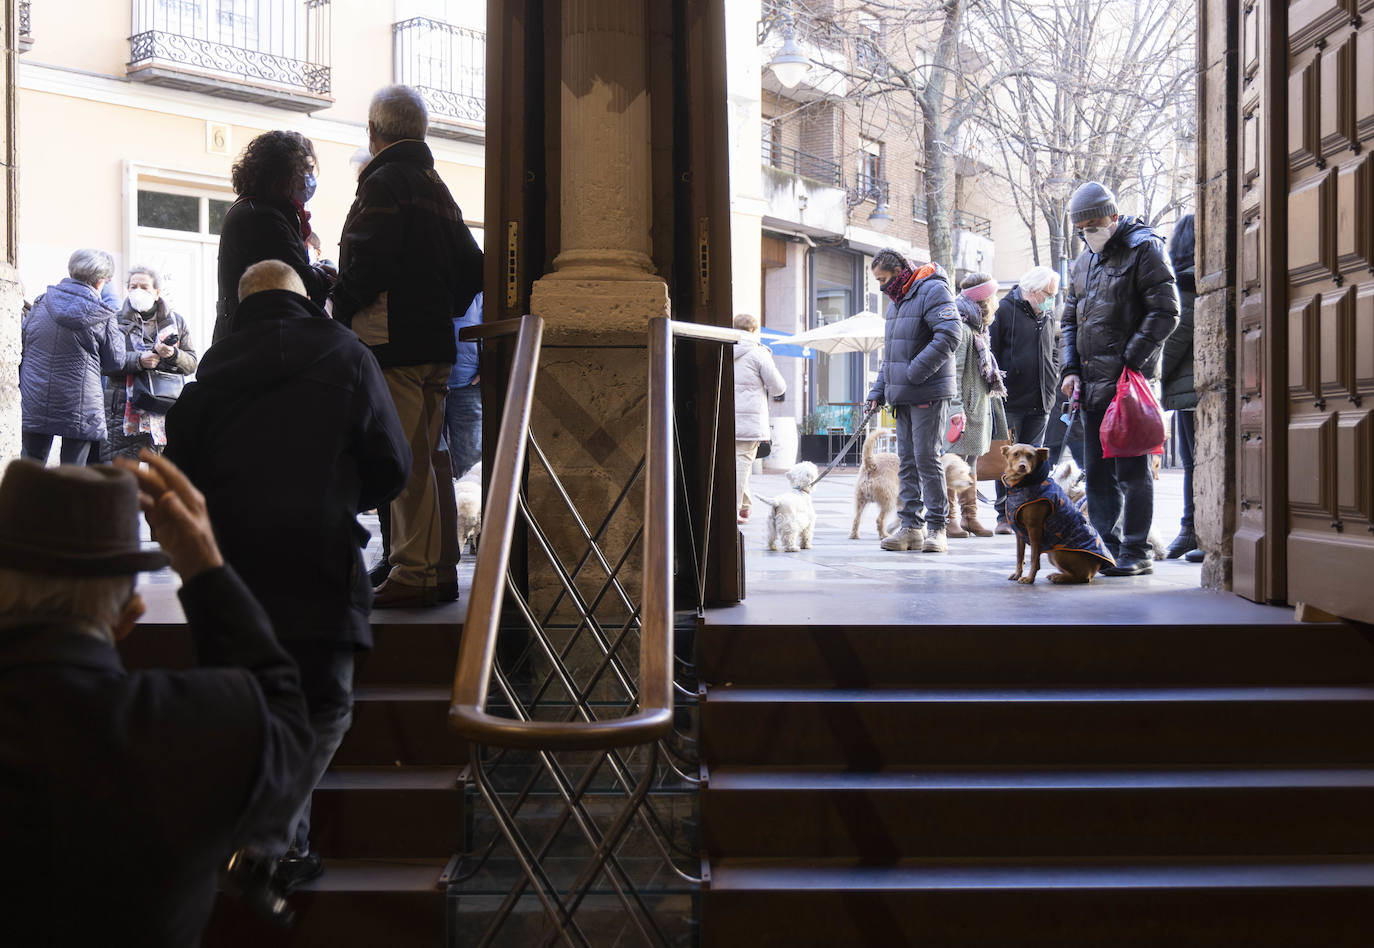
[717,463,1302,628]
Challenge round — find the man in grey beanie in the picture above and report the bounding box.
[1058,181,1180,575]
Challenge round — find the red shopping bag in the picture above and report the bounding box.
[1100,367,1165,458]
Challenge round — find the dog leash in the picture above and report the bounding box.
[807,404,879,489]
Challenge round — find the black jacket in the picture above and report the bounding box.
[0,566,311,947]
[1162,214,1197,410]
[1060,216,1180,411]
[214,196,333,343]
[866,263,961,406]
[990,286,1059,415]
[165,290,410,649]
[331,140,483,369]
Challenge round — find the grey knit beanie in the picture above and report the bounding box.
[1068,181,1118,224]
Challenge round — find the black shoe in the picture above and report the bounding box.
[275,850,324,893]
[1185,548,1205,563]
[437,581,460,603]
[222,848,294,926]
[1101,557,1153,577]
[1165,529,1198,559]
[368,557,391,588]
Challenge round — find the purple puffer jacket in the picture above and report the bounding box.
[20,278,125,441]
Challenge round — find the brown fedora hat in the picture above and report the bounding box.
[0,459,170,576]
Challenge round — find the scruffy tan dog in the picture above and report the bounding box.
[851,429,973,539]
[1003,443,1114,585]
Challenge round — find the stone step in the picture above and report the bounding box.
[310,766,465,859]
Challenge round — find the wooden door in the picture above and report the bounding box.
[1264,0,1374,623]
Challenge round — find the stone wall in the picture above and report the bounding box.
[1192,0,1238,589]
[0,265,22,465]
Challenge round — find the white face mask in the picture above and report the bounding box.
[1081,221,1118,254]
[126,288,156,313]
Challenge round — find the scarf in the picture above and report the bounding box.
[958,295,1007,399]
[293,199,313,242]
[881,263,936,304]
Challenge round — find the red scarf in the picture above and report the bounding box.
[882,263,935,303]
[292,199,312,242]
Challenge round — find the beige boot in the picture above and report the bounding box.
[961,481,993,537]
[945,486,969,538]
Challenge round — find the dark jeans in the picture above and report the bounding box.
[1042,405,1086,472]
[250,641,355,858]
[444,383,482,480]
[994,408,1048,520]
[894,399,950,530]
[1083,408,1155,561]
[1176,409,1195,529]
[22,432,96,466]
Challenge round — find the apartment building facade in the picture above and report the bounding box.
[14,0,486,356]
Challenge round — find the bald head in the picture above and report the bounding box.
[238,260,307,301]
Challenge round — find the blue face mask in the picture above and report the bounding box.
[294,172,317,205]
[1038,297,1055,314]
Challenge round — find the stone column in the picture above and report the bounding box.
[526,0,668,626]
[531,0,670,339]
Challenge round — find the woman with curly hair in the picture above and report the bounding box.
[946,271,1009,538]
[213,130,336,342]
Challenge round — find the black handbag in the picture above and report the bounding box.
[756,440,771,459]
[130,370,184,414]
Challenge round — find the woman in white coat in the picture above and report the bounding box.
[732,313,787,523]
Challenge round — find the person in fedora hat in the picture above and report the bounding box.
[0,452,312,944]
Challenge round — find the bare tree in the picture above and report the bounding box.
[965,0,1196,271]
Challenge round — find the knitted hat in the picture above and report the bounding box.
[960,278,998,303]
[1068,181,1118,224]
[0,460,170,576]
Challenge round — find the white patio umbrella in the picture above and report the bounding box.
[786,310,887,355]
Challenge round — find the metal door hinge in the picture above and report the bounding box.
[505,221,519,309]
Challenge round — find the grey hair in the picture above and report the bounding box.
[238,259,307,301]
[369,85,428,143]
[733,313,760,332]
[127,265,163,290]
[0,568,134,641]
[1019,265,1059,296]
[68,249,115,287]
[871,249,910,273]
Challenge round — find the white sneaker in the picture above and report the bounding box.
[880,525,926,551]
[921,528,948,553]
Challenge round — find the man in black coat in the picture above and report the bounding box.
[166,260,410,889]
[0,453,311,945]
[1060,182,1180,575]
[864,249,963,554]
[1162,213,1199,560]
[331,84,484,608]
[989,265,1062,533]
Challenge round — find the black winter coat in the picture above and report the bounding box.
[866,263,961,406]
[214,195,333,343]
[165,290,410,649]
[0,566,311,947]
[1060,216,1181,411]
[990,286,1059,415]
[103,300,198,456]
[331,140,484,369]
[20,278,125,441]
[1162,215,1197,410]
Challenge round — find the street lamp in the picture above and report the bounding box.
[758,5,812,89]
[846,182,892,231]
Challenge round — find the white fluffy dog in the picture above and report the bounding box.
[755,461,818,553]
[456,480,482,554]
[1050,456,1166,560]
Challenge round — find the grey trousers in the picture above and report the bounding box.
[894,400,951,530]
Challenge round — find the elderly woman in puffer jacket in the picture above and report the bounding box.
[732,312,787,523]
[946,272,1008,538]
[19,249,125,465]
[103,265,198,460]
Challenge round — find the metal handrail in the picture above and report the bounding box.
[449,316,737,751]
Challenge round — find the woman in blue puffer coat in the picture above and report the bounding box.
[20,249,125,465]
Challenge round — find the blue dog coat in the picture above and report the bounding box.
[1003,458,1115,566]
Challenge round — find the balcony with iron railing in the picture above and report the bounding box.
[393,17,485,140]
[761,131,842,188]
[17,0,32,51]
[954,207,993,238]
[127,0,332,112]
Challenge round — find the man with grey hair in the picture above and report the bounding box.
[20,248,125,465]
[331,84,484,607]
[989,264,1061,532]
[0,452,311,940]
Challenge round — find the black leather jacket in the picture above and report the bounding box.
[1060,216,1180,411]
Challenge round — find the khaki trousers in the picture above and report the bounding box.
[383,363,454,587]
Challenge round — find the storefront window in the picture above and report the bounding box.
[812,250,863,413]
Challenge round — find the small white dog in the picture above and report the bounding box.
[755,461,818,553]
[1050,456,1166,560]
[456,480,482,554]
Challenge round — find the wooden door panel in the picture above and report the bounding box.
[1334,155,1373,273]
[1335,409,1372,522]
[1319,33,1358,158]
[1287,296,1320,403]
[1356,25,1374,142]
[1287,58,1319,171]
[1286,413,1336,517]
[1286,171,1336,282]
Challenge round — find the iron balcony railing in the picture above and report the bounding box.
[760,0,844,51]
[128,0,331,101]
[849,174,891,204]
[761,131,843,187]
[954,207,993,238]
[448,315,739,944]
[393,17,485,126]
